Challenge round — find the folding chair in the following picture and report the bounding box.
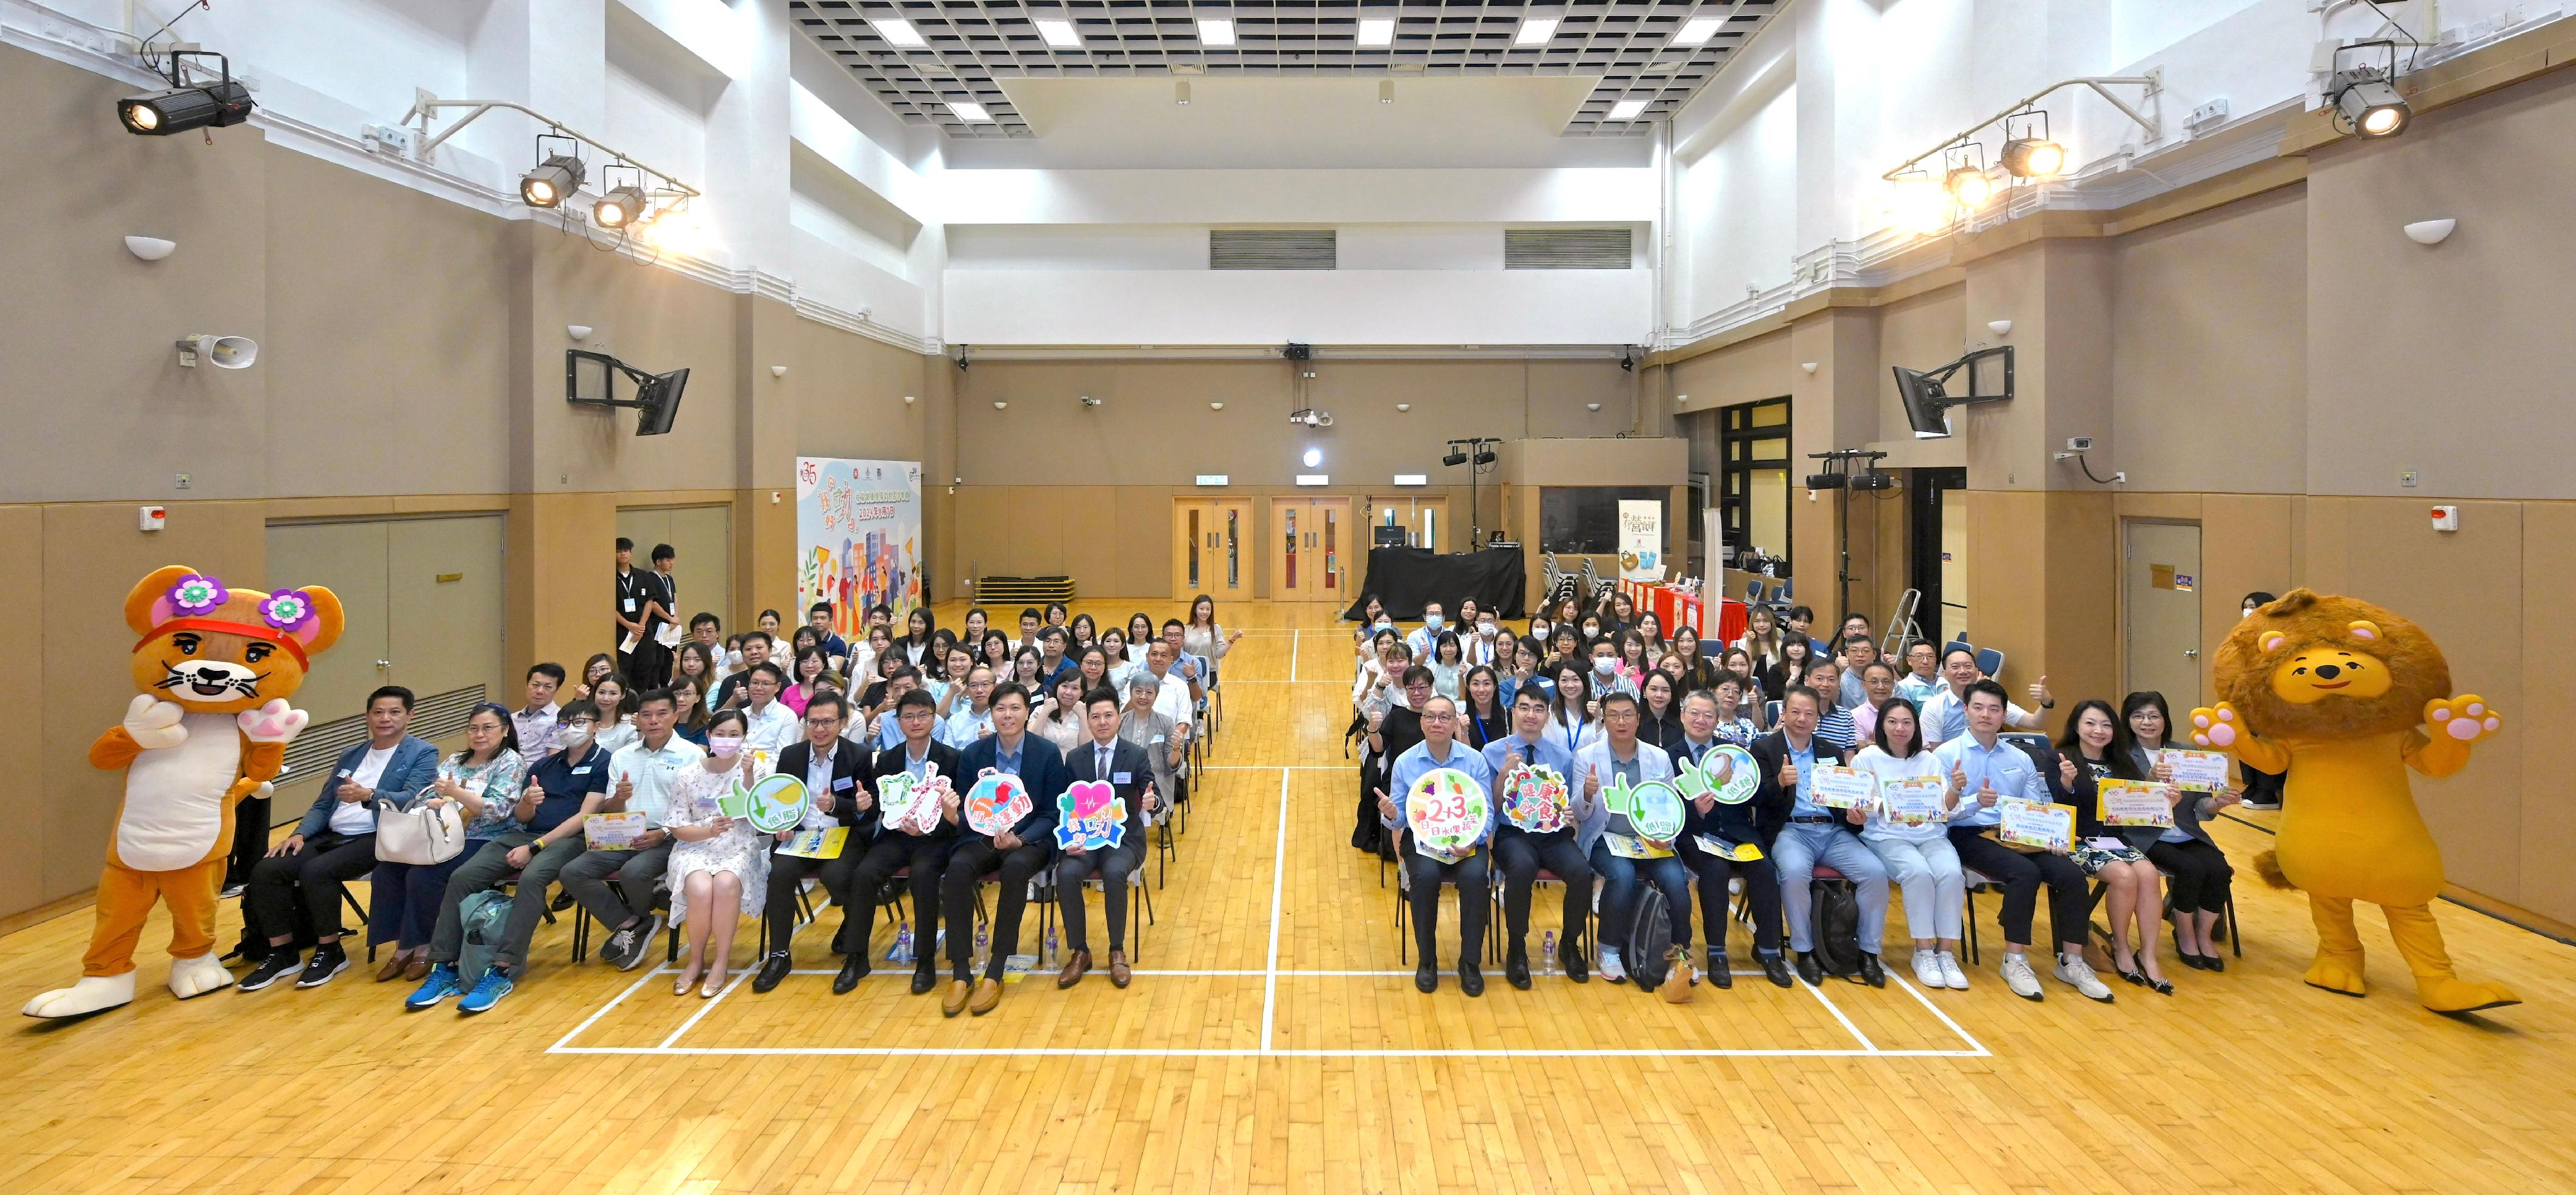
[1393,859,1502,966]
[1491,866,1592,961]
[334,880,375,963]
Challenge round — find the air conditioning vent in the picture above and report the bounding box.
[277,684,488,791]
[1506,228,1633,270]
[1211,229,1337,270]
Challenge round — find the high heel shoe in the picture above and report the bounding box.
[2143,971,2175,995]
[700,972,727,998]
[2112,954,2149,987]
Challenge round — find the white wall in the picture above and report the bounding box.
[943,269,1652,346]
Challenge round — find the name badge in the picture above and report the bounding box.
[336,768,353,778]
[573,766,593,775]
[622,598,637,612]
[833,776,856,791]
[1112,771,1132,785]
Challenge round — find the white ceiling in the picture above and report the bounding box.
[789,0,1785,138]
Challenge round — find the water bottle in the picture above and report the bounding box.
[1541,929,1557,977]
[891,925,913,963]
[974,925,989,969]
[1045,926,1058,965]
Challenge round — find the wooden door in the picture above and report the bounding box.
[1173,498,1253,601]
[1270,497,1351,600]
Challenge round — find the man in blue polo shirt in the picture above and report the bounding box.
[1481,684,1589,988]
[1932,679,2110,1004]
[1379,694,1499,997]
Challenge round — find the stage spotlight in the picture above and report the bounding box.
[118,52,254,136]
[1473,447,1496,466]
[2000,136,2065,178]
[594,183,646,229]
[520,153,586,208]
[1443,447,1468,467]
[2334,70,2410,138]
[1946,165,1993,207]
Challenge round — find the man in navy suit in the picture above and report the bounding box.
[943,683,1065,1017]
[1056,686,1156,989]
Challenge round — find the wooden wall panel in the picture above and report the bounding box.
[0,507,43,916]
[2519,502,2576,920]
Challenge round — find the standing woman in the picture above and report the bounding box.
[1010,648,1046,695]
[1636,672,1685,751]
[1848,698,1970,991]
[1549,625,1585,672]
[2060,699,2172,993]
[1065,613,1098,654]
[978,630,1012,679]
[1633,612,1666,668]
[1184,594,1243,667]
[371,704,524,979]
[2116,690,2237,973]
[783,646,831,718]
[1606,590,1638,634]
[1126,614,1159,663]
[1546,662,1601,752]
[961,607,989,650]
[1459,665,1510,749]
[894,607,938,666]
[1101,628,1136,690]
[1427,632,1466,700]
[590,676,638,756]
[665,708,767,997]
[1615,630,1652,693]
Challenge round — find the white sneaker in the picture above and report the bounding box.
[2001,953,2045,1001]
[1937,952,1969,990]
[2055,955,2116,1002]
[1911,949,1944,988]
[1598,946,1627,983]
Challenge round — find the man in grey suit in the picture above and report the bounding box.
[1056,686,1157,989]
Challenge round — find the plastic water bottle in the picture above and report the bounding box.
[1542,929,1557,976]
[1045,925,1058,965]
[891,925,913,963]
[975,925,989,969]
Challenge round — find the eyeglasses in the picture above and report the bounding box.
[805,717,840,727]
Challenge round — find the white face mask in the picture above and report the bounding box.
[1479,622,1497,638]
[1423,614,1443,630]
[709,735,744,755]
[1595,657,1617,675]
[557,725,591,749]
[1374,619,1394,632]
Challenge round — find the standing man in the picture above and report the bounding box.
[1754,686,1888,987]
[751,693,872,993]
[942,684,1065,1017]
[612,537,650,681]
[1931,680,2112,1002]
[1481,685,1591,987]
[844,690,961,996]
[1895,641,1944,704]
[1376,694,1498,995]
[1057,688,1154,990]
[632,543,678,687]
[555,689,703,973]
[1669,690,1794,988]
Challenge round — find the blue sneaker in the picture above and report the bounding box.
[404,962,462,1010]
[456,966,515,1015]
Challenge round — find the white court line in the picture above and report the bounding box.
[1287,628,1299,680]
[1889,974,1992,1057]
[1798,974,1879,1052]
[548,1045,1986,1058]
[1261,769,1290,1050]
[548,963,667,1052]
[658,967,750,1048]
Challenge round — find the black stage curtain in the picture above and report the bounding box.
[1343,547,1525,622]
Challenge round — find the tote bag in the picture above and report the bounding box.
[375,797,464,865]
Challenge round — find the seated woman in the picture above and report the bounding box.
[669,676,712,747]
[1500,637,1551,708]
[1667,625,1718,693]
[1426,631,1465,700]
[1846,698,1970,991]
[370,704,524,981]
[1458,665,1509,749]
[1709,674,1760,745]
[782,646,833,718]
[2116,690,2239,974]
[1032,671,1091,752]
[589,675,638,756]
[2060,699,2172,993]
[1636,671,1685,752]
[571,652,616,704]
[663,708,768,997]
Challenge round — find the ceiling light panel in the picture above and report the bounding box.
[789,1,1788,138]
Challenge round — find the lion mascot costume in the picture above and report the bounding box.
[23,566,341,1018]
[2187,589,2516,1014]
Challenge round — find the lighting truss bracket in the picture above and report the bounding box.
[1880,74,2164,182]
[400,95,700,202]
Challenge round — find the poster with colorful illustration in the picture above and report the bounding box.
[876,771,952,835]
[1405,767,1490,861]
[1054,779,1129,851]
[965,770,1035,837]
[1498,765,1571,834]
[796,457,922,645]
[1676,746,1759,806]
[1603,774,1686,846]
[727,772,812,834]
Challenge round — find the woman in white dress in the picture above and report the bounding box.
[665,708,770,996]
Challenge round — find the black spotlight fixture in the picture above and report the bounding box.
[1620,347,1636,372]
[118,50,254,136]
[1443,446,1470,467]
[520,135,587,209]
[1998,109,2065,179]
[2331,42,2411,139]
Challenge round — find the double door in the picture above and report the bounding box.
[1172,498,1253,601]
[1269,496,1350,601]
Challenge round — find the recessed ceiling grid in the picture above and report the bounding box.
[790,1,1781,138]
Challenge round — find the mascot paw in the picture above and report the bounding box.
[167,954,235,999]
[237,700,308,745]
[2304,951,2369,997]
[2187,702,2240,749]
[2418,975,2521,1015]
[122,694,189,750]
[23,972,137,1019]
[2426,695,2503,744]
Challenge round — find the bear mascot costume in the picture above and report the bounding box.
[23,566,341,1018]
[2188,588,2517,1013]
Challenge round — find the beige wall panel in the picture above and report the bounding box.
[264,520,392,720]
[736,489,797,628]
[1669,329,1792,411]
[779,303,934,481]
[2518,503,2576,922]
[2041,491,2120,708]
[1115,487,1173,598]
[1526,359,1647,437]
[2306,69,2576,500]
[0,507,43,915]
[2195,493,2294,693]
[40,501,265,902]
[2110,186,2308,494]
[263,146,513,497]
[2335,498,2524,903]
[386,514,508,702]
[2299,496,2352,596]
[508,492,619,681]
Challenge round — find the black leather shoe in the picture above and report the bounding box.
[1706,949,1733,990]
[1505,948,1531,991]
[909,963,938,995]
[2202,953,2224,973]
[1794,951,1823,986]
[1761,952,1795,988]
[1857,950,1886,988]
[751,950,793,994]
[1414,961,1439,994]
[1560,939,1589,983]
[833,952,869,995]
[1458,962,1485,997]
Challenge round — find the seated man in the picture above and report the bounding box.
[711,630,774,709]
[240,686,438,990]
[1132,639,1197,744]
[806,601,851,672]
[939,664,997,748]
[868,666,924,749]
[752,693,874,993]
[1480,684,1591,987]
[1671,691,1794,988]
[512,663,565,761]
[1157,619,1206,704]
[844,689,963,995]
[940,684,1065,1017]
[1573,693,1687,990]
[1894,641,1943,704]
[1404,601,1448,659]
[537,689,703,978]
[737,663,799,757]
[404,701,612,1012]
[1057,686,1155,990]
[1756,686,1889,988]
[1376,694,1498,995]
[1932,679,2110,1002]
[1804,658,1860,751]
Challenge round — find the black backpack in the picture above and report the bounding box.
[1627,884,1675,991]
[1807,876,1863,978]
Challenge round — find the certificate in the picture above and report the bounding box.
[1808,764,1879,811]
[2161,749,2231,793]
[1879,776,1949,827]
[1997,800,2076,852]
[777,827,848,859]
[2098,780,2177,827]
[583,811,647,851]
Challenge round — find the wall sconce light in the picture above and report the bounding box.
[993,400,1008,410]
[2404,218,2456,245]
[1586,402,1603,411]
[904,394,917,404]
[1799,362,1818,374]
[567,325,594,341]
[1396,402,1411,412]
[770,364,788,377]
[124,236,176,261]
[1987,319,2014,336]
[1209,401,1225,411]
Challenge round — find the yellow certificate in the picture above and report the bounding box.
[2098,780,2177,827]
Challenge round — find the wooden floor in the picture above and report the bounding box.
[9,600,2576,1194]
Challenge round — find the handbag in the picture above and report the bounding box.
[375,795,464,865]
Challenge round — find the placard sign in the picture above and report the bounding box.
[876,771,953,835]
[2098,780,2177,828]
[1405,767,1491,862]
[1618,500,1663,582]
[965,770,1034,836]
[1604,774,1685,846]
[724,772,811,834]
[1687,744,1761,805]
[1498,765,1571,834]
[1054,779,1130,851]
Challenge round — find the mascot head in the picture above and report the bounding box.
[124,565,343,714]
[2215,588,2448,739]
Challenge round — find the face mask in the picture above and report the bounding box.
[1422,615,1443,630]
[709,735,744,755]
[1595,657,1616,675]
[557,726,591,749]
[1375,619,1394,632]
[1479,623,1497,637]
